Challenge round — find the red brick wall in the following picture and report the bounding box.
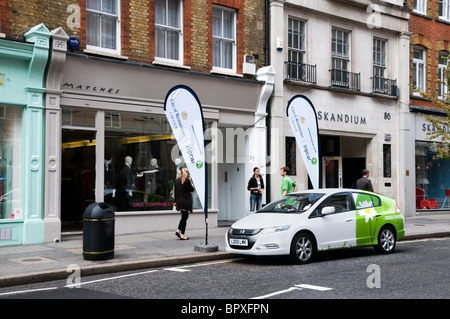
[2,0,266,76]
[409,0,450,110]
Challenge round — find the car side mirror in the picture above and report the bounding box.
[321,206,335,215]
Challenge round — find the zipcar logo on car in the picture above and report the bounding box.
[385,213,403,220]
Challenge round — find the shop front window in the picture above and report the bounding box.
[0,106,23,220]
[104,112,205,212]
[415,142,450,210]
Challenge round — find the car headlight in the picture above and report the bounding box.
[260,225,290,234]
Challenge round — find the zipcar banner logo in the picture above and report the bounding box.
[164,85,206,209]
[287,95,320,189]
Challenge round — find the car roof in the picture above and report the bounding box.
[290,188,373,195]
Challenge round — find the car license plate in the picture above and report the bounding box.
[229,238,248,246]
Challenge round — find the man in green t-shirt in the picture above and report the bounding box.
[280,166,298,196]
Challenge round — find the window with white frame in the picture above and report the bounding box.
[212,6,236,72]
[288,18,305,64]
[414,0,427,14]
[438,51,448,99]
[439,0,450,21]
[413,46,426,94]
[287,18,306,80]
[373,38,386,78]
[331,28,350,86]
[155,0,183,63]
[86,0,120,53]
[373,38,387,92]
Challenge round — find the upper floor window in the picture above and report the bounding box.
[373,38,387,78]
[373,38,393,94]
[438,51,448,99]
[413,46,426,95]
[288,18,306,65]
[286,18,313,82]
[331,28,349,71]
[86,0,120,54]
[155,0,183,63]
[331,28,351,87]
[439,0,450,21]
[414,0,427,14]
[212,6,236,73]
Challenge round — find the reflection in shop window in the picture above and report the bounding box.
[0,106,23,220]
[383,144,391,178]
[104,113,205,212]
[105,112,121,128]
[415,142,450,209]
[62,108,96,127]
[285,136,296,175]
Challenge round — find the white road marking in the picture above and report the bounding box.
[1,270,160,295]
[164,267,191,272]
[251,287,302,299]
[252,284,332,299]
[0,287,58,296]
[295,284,333,291]
[65,269,159,288]
[172,259,236,269]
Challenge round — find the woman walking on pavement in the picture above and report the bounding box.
[174,166,194,240]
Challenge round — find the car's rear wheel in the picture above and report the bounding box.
[375,226,396,254]
[290,232,315,264]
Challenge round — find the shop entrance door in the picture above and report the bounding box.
[322,156,342,188]
[61,129,97,231]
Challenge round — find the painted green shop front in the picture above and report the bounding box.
[0,24,50,246]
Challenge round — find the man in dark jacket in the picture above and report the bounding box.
[355,169,374,192]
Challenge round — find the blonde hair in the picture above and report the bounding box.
[180,167,189,184]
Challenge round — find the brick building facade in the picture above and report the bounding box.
[407,0,450,211]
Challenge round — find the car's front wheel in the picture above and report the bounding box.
[290,232,316,264]
[375,226,396,254]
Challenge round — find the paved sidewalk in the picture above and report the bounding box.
[0,212,449,288]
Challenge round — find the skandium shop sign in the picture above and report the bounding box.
[317,111,367,125]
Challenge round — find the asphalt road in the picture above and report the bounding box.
[1,237,449,304]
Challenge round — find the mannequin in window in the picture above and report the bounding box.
[104,155,114,189]
[115,156,135,211]
[148,158,159,194]
[104,155,115,205]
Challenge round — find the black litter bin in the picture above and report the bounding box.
[83,202,115,260]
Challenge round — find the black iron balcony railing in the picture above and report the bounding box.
[330,68,360,91]
[285,61,317,84]
[372,76,398,96]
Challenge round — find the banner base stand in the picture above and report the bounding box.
[194,242,219,252]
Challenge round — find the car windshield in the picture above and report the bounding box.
[258,193,325,214]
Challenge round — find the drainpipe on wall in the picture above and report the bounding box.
[254,66,275,206]
[264,0,272,203]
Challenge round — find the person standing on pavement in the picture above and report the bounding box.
[354,168,374,192]
[174,166,194,240]
[280,166,298,196]
[247,167,264,211]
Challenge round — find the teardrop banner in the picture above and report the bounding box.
[164,85,209,243]
[286,95,321,189]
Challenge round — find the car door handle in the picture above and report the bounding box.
[346,219,353,222]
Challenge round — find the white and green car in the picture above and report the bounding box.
[226,188,405,264]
